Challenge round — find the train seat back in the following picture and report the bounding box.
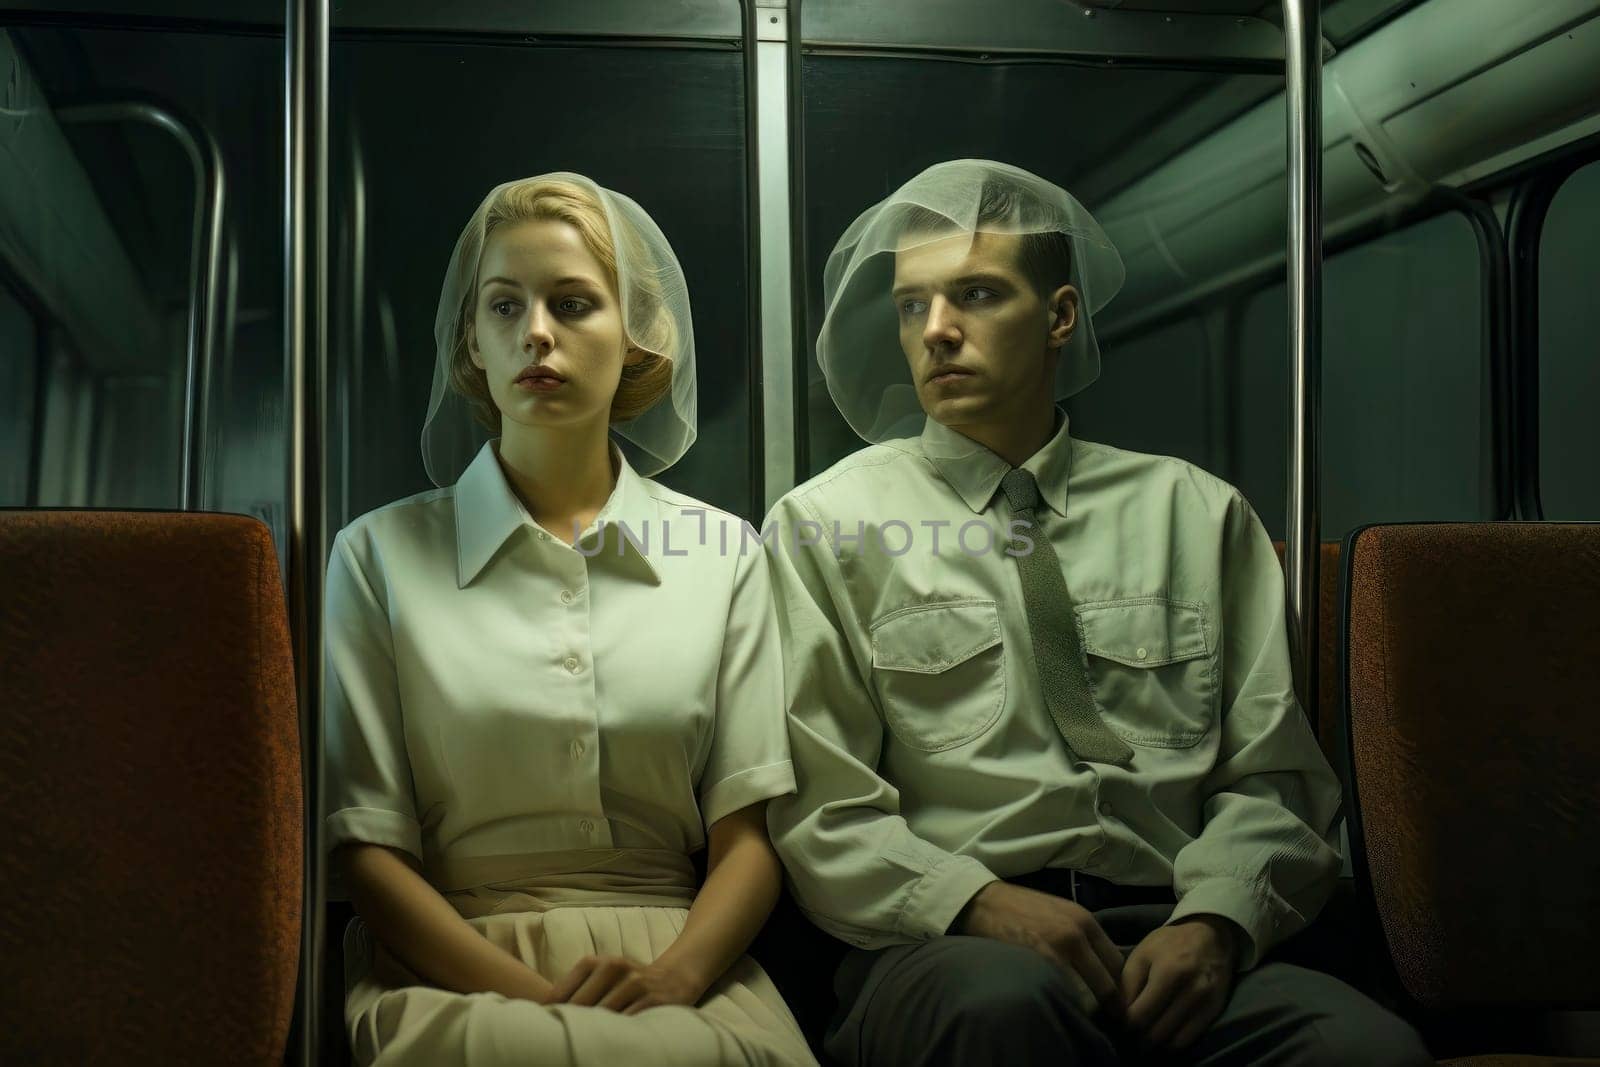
[0,511,303,1066]
[1343,522,1600,1016]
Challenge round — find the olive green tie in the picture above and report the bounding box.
[1000,468,1134,766]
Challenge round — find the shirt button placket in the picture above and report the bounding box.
[562,553,600,847]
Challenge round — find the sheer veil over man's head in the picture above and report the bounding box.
[817,159,1125,444]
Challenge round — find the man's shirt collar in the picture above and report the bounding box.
[917,408,1074,517]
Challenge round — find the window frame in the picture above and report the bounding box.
[1504,134,1600,521]
[0,263,59,507]
[1102,191,1512,527]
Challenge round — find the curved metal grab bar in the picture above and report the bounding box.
[56,100,227,512]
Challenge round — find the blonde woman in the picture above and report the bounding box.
[324,173,814,1066]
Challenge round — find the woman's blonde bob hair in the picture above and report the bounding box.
[446,178,677,431]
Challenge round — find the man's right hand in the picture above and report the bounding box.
[954,880,1126,1017]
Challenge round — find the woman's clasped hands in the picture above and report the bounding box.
[535,954,710,1015]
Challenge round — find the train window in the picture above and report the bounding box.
[1,22,286,541]
[796,53,1280,479]
[1068,315,1219,474]
[0,281,38,505]
[1537,159,1600,520]
[332,33,754,525]
[1230,210,1491,540]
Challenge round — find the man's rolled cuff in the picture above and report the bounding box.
[1166,876,1277,970]
[901,853,998,940]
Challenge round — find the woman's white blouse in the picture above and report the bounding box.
[323,442,795,891]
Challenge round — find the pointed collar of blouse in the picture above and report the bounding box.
[453,438,662,588]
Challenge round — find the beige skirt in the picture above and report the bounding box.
[344,849,816,1067]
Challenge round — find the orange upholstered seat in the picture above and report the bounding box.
[1344,523,1600,1061]
[1438,1057,1600,1065]
[0,511,303,1066]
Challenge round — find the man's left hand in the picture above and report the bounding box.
[1120,915,1241,1050]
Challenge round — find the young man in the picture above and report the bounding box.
[763,160,1429,1066]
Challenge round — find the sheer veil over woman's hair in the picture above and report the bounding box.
[421,172,698,487]
[817,159,1125,444]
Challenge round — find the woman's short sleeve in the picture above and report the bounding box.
[697,542,796,829]
[323,529,422,861]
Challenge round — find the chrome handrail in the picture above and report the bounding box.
[56,100,226,512]
[1282,0,1324,722]
[285,2,330,1065]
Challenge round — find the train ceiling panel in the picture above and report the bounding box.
[0,1,746,40]
[0,2,1432,57]
[799,0,1288,68]
[1084,0,1426,45]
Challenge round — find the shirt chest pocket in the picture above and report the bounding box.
[1076,597,1217,748]
[869,599,1006,753]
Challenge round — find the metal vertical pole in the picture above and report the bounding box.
[754,0,796,513]
[286,1,329,1064]
[1282,0,1323,720]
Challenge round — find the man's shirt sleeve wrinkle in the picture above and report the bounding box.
[1165,494,1344,969]
[762,488,997,948]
